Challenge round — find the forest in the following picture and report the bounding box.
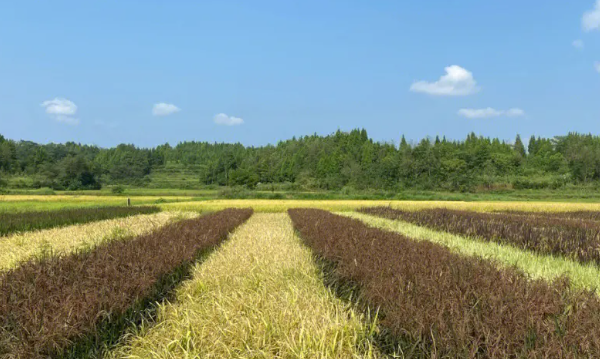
[1,129,600,192]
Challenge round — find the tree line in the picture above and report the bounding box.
[1,130,600,191]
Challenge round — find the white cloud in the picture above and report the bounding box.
[458,107,525,119]
[595,62,600,73]
[41,98,79,125]
[410,65,479,96]
[583,0,600,31]
[457,107,503,119]
[573,39,584,49]
[213,113,244,126]
[506,108,526,117]
[152,103,180,116]
[41,98,77,115]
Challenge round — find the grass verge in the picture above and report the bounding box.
[107,213,379,358]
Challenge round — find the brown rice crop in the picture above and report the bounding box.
[360,207,600,265]
[0,206,160,237]
[498,210,600,222]
[0,208,252,358]
[289,208,600,358]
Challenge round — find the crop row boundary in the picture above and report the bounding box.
[342,211,600,294]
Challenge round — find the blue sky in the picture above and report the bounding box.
[0,0,599,147]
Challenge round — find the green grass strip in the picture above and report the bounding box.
[342,212,600,293]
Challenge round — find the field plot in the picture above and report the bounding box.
[0,206,160,236]
[160,199,600,213]
[108,213,379,358]
[0,211,195,272]
[289,208,600,358]
[360,207,600,265]
[0,208,251,358]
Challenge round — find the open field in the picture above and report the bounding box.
[4,196,600,357]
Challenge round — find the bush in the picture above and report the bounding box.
[111,185,125,194]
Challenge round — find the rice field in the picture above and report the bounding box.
[3,195,600,357]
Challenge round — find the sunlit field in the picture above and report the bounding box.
[4,196,600,357]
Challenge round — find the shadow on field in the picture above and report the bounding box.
[57,247,218,359]
[313,256,432,359]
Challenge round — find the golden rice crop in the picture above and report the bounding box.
[0,211,197,272]
[107,213,379,358]
[160,199,600,213]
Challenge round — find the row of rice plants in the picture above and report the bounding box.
[346,211,600,294]
[108,213,380,358]
[499,210,600,221]
[289,208,600,358]
[0,208,252,358]
[360,207,600,265]
[0,206,161,236]
[0,211,197,273]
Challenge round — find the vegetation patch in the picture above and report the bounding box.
[0,208,252,358]
[289,208,600,358]
[360,207,600,266]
